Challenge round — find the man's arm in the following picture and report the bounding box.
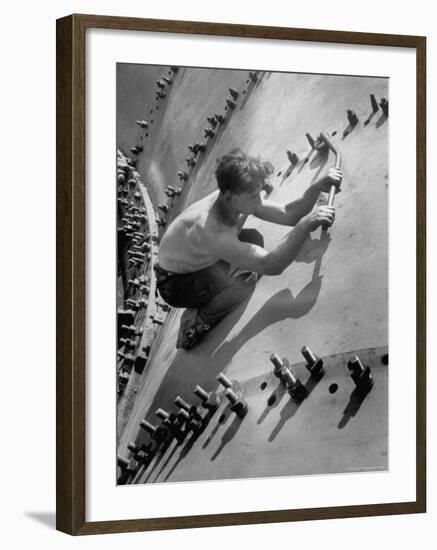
[254,168,342,226]
[208,206,335,276]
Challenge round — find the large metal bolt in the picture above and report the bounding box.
[348,356,365,378]
[174,396,191,412]
[140,420,168,443]
[281,367,297,387]
[127,250,145,259]
[226,99,236,110]
[224,388,239,405]
[301,345,325,380]
[204,128,215,138]
[347,109,359,126]
[217,372,232,389]
[133,298,148,309]
[177,409,190,422]
[140,420,156,435]
[207,116,217,127]
[121,324,143,336]
[177,171,188,181]
[117,352,135,364]
[127,442,139,454]
[175,396,203,423]
[194,384,221,411]
[229,88,239,100]
[270,353,284,378]
[248,72,258,82]
[117,455,138,475]
[128,258,141,267]
[301,345,316,365]
[224,388,248,418]
[347,355,374,394]
[117,455,130,469]
[119,337,135,348]
[164,412,186,444]
[214,113,225,123]
[286,149,299,166]
[370,94,379,113]
[305,132,315,148]
[379,97,389,117]
[136,119,149,128]
[156,408,170,421]
[156,79,165,89]
[136,448,153,466]
[280,365,307,403]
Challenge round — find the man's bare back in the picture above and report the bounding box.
[158,190,240,273]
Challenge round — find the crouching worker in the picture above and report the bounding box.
[155,148,342,349]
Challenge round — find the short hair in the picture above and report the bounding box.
[215,148,274,195]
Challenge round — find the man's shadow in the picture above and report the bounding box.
[132,234,330,479]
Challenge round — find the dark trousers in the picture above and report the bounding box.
[155,228,264,327]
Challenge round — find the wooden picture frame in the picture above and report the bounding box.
[56,13,426,535]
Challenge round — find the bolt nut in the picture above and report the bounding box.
[348,355,374,394]
[224,389,248,418]
[194,385,221,411]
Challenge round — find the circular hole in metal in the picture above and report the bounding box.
[246,79,249,83]
[260,382,268,391]
[381,353,389,365]
[151,120,154,123]
[267,394,276,406]
[329,383,338,394]
[146,133,148,137]
[156,107,159,110]
[277,171,282,177]
[243,90,246,95]
[332,130,337,136]
[218,413,227,424]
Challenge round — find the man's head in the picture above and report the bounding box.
[215,148,274,215]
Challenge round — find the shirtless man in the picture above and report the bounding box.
[155,148,342,349]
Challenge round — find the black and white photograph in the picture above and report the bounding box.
[116,63,389,485]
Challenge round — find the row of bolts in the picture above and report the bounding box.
[118,76,255,374]
[129,90,389,233]
[118,346,373,477]
[129,71,260,226]
[285,93,389,168]
[117,157,169,380]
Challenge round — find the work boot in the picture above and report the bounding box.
[176,308,210,350]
